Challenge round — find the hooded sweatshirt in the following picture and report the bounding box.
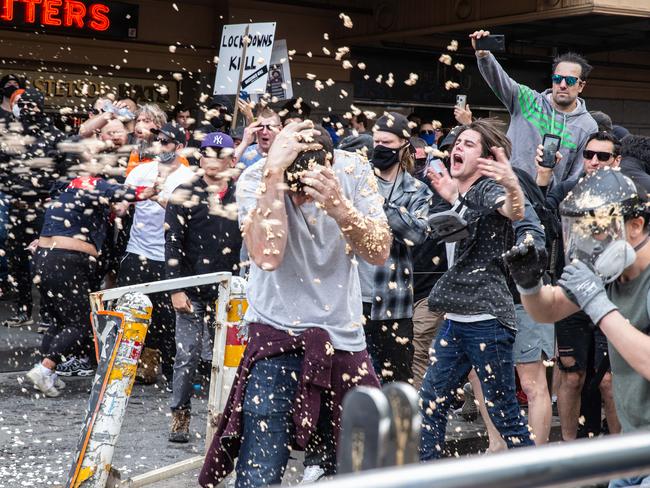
[477,53,597,183]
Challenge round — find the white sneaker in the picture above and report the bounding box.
[26,364,61,398]
[301,465,326,484]
[53,374,66,390]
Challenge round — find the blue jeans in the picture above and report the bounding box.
[609,475,650,487]
[236,352,335,487]
[419,319,534,460]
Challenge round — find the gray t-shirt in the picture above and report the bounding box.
[236,149,386,352]
[607,264,650,433]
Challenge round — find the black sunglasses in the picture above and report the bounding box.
[420,130,435,135]
[155,137,175,145]
[583,149,614,162]
[259,124,280,131]
[551,74,581,86]
[17,101,38,109]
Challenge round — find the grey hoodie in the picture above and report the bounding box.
[477,53,597,182]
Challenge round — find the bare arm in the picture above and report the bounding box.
[599,312,650,381]
[521,284,580,324]
[301,164,391,265]
[79,112,112,138]
[241,167,289,271]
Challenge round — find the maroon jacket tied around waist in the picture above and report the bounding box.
[198,323,380,487]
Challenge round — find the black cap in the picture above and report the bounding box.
[208,95,233,112]
[0,74,21,88]
[20,87,45,111]
[439,125,464,151]
[152,122,187,145]
[373,112,411,139]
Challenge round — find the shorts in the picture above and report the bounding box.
[513,304,555,363]
[555,311,609,373]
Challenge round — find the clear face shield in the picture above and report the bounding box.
[562,212,635,284]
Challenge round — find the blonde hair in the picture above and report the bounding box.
[135,103,167,128]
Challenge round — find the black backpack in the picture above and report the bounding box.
[513,168,562,282]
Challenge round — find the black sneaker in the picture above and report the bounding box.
[56,357,95,377]
[3,312,34,328]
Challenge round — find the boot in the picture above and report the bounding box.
[135,347,161,385]
[169,409,191,443]
[460,382,478,421]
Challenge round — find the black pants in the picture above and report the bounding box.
[363,302,414,384]
[35,248,96,364]
[6,204,44,315]
[118,252,175,379]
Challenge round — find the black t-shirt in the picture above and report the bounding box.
[428,178,516,329]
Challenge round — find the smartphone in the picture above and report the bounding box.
[475,35,505,53]
[456,95,467,110]
[540,134,562,169]
[239,90,251,102]
[427,154,446,174]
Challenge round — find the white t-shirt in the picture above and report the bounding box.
[125,161,195,261]
[236,150,386,352]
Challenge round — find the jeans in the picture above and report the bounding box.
[420,319,534,460]
[171,299,212,411]
[609,475,650,487]
[236,352,335,487]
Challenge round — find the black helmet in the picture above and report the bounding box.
[560,167,644,218]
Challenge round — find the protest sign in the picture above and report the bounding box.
[213,22,276,95]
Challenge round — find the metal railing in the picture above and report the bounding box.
[323,431,650,488]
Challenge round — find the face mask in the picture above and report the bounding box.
[3,85,17,99]
[420,134,436,146]
[159,149,177,164]
[593,240,635,283]
[12,104,20,119]
[372,144,401,171]
[210,115,225,129]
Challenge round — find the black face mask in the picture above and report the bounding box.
[3,85,17,99]
[209,115,225,129]
[372,144,402,171]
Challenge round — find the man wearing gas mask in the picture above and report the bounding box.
[0,87,65,328]
[537,130,623,441]
[506,167,650,488]
[357,112,432,384]
[115,122,194,385]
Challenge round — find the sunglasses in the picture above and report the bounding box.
[551,74,581,86]
[17,101,38,109]
[155,137,175,145]
[259,124,280,131]
[583,149,614,162]
[420,130,435,135]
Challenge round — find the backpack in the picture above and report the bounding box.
[513,168,562,282]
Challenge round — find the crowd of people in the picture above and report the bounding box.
[2,28,650,488]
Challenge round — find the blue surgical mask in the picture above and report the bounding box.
[420,133,436,146]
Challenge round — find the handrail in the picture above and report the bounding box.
[319,431,650,488]
[90,272,233,303]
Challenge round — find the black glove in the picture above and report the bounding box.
[503,241,548,295]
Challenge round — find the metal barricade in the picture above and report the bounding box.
[66,272,235,487]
